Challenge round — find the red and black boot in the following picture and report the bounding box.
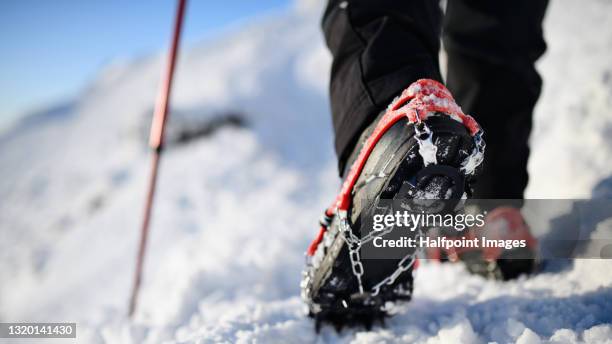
[301,79,485,330]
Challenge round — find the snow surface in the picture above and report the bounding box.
[1,0,612,343]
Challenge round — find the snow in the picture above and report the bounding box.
[1,0,611,343]
[459,134,484,177]
[417,134,439,167]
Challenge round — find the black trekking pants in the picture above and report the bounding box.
[323,0,548,199]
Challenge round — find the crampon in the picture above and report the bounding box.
[301,79,486,331]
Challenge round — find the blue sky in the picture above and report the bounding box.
[0,0,291,130]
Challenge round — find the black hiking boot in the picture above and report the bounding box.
[301,79,485,330]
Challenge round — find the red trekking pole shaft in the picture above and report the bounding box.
[128,0,187,317]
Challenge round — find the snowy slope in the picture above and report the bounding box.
[1,0,611,343]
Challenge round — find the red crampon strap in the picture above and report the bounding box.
[306,79,481,256]
[306,208,334,256]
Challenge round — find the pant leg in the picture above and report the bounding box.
[443,0,549,199]
[323,0,444,175]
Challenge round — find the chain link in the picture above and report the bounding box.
[338,211,365,293]
[337,209,421,297]
[370,232,421,297]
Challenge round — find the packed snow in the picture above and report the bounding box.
[1,0,611,343]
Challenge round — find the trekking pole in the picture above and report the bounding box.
[128,0,187,318]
